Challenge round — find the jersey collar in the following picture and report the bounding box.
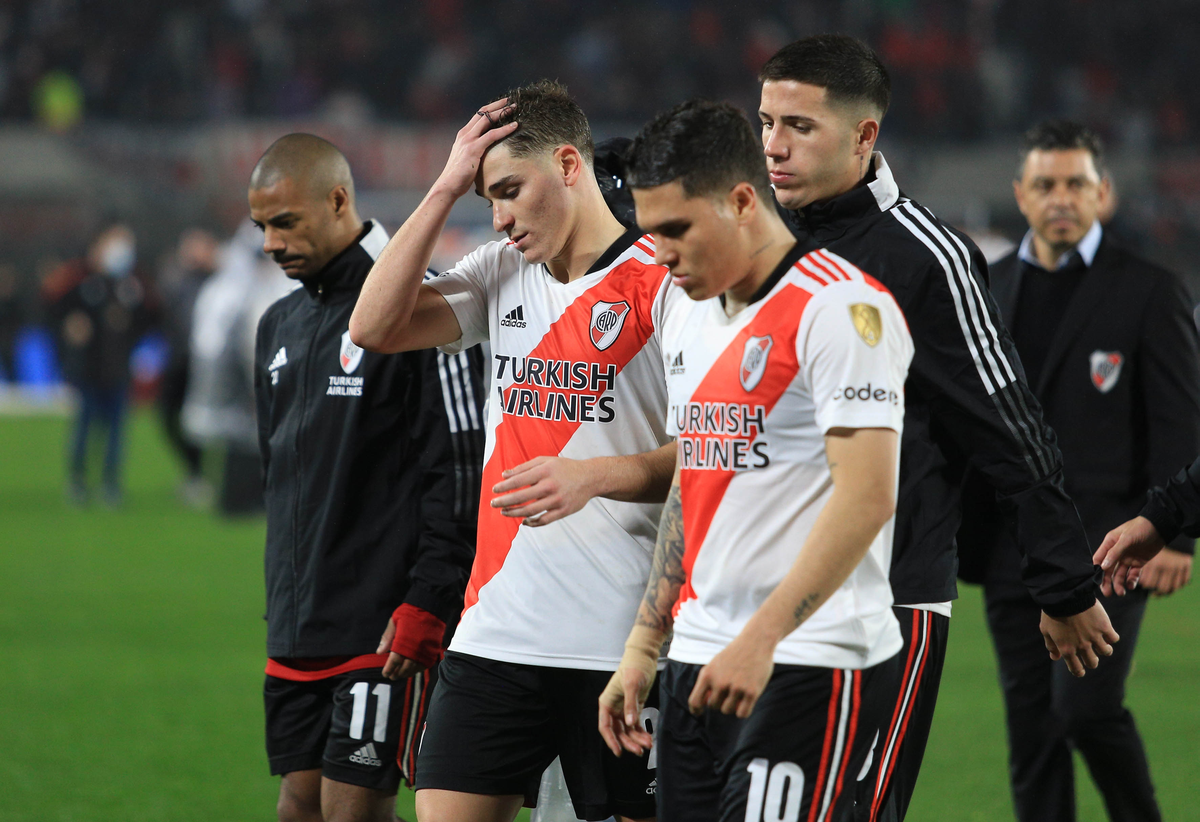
[719,241,807,311]
[302,220,388,299]
[780,153,902,242]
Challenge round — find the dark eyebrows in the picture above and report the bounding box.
[645,219,691,236]
[476,174,521,198]
[758,110,818,126]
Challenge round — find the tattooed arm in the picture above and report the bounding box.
[687,427,899,719]
[599,456,684,756]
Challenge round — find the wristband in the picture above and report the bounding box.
[389,603,447,669]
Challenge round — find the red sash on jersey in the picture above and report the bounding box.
[673,283,813,616]
[463,256,665,614]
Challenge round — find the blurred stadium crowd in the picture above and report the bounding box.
[2,0,1199,144]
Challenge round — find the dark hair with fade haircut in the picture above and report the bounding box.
[1018,119,1106,178]
[759,34,890,119]
[490,80,595,165]
[626,99,772,201]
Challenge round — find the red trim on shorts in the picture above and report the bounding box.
[807,668,843,822]
[265,653,390,682]
[830,669,862,811]
[871,610,931,821]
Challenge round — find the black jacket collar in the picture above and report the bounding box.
[780,153,903,243]
[301,220,388,299]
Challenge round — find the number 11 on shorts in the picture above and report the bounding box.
[349,682,392,742]
[745,758,805,822]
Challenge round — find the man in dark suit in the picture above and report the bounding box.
[961,120,1200,822]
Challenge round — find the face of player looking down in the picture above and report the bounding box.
[759,79,878,210]
[476,142,580,265]
[633,180,761,302]
[249,176,353,280]
[1014,148,1109,255]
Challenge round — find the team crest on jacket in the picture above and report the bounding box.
[590,300,631,351]
[1089,350,1123,393]
[340,330,364,374]
[740,335,774,392]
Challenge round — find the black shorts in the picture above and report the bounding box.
[264,666,435,792]
[415,651,658,821]
[658,655,900,822]
[855,607,950,822]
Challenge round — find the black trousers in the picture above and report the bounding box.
[983,587,1160,822]
[854,606,949,822]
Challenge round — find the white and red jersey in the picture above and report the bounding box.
[428,230,682,669]
[662,246,914,670]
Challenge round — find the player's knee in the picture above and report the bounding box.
[277,790,321,822]
[1055,691,1126,740]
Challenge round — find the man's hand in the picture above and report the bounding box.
[436,98,518,199]
[1094,515,1166,596]
[687,632,775,720]
[598,626,663,757]
[492,456,600,526]
[376,618,427,681]
[1039,601,1119,678]
[1138,547,1193,596]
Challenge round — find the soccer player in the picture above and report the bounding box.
[349,82,679,822]
[598,99,913,822]
[250,134,484,822]
[755,35,1118,820]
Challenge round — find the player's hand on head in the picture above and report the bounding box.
[436,98,518,199]
[491,455,600,527]
[1039,601,1120,678]
[1137,547,1192,596]
[687,634,775,720]
[1094,516,1166,596]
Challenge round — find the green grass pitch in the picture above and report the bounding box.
[1,411,1196,821]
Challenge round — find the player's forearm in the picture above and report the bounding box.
[635,480,685,634]
[590,443,677,504]
[743,485,894,648]
[350,183,458,352]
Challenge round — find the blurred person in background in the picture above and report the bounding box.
[182,221,293,516]
[157,228,218,507]
[0,264,21,382]
[250,133,483,822]
[46,223,154,506]
[959,121,1200,822]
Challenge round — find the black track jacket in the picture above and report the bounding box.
[780,154,1098,615]
[255,221,485,658]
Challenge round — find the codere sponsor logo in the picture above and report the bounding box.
[349,742,383,767]
[831,382,899,405]
[501,305,527,328]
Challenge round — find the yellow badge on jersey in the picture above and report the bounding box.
[850,303,882,347]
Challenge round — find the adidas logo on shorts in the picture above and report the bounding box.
[349,742,383,767]
[646,777,657,795]
[501,305,527,328]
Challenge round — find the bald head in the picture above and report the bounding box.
[250,133,356,202]
[248,134,365,281]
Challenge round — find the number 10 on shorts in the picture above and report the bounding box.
[745,758,805,822]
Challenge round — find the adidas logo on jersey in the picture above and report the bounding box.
[349,742,382,767]
[669,351,685,375]
[501,305,527,328]
[268,347,287,385]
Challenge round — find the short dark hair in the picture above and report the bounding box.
[1018,119,1106,177]
[626,99,772,201]
[759,34,890,119]
[491,80,594,165]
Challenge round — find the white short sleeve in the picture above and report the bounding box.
[800,284,912,434]
[425,242,499,354]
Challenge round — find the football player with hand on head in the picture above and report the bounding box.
[599,99,913,822]
[351,81,685,822]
